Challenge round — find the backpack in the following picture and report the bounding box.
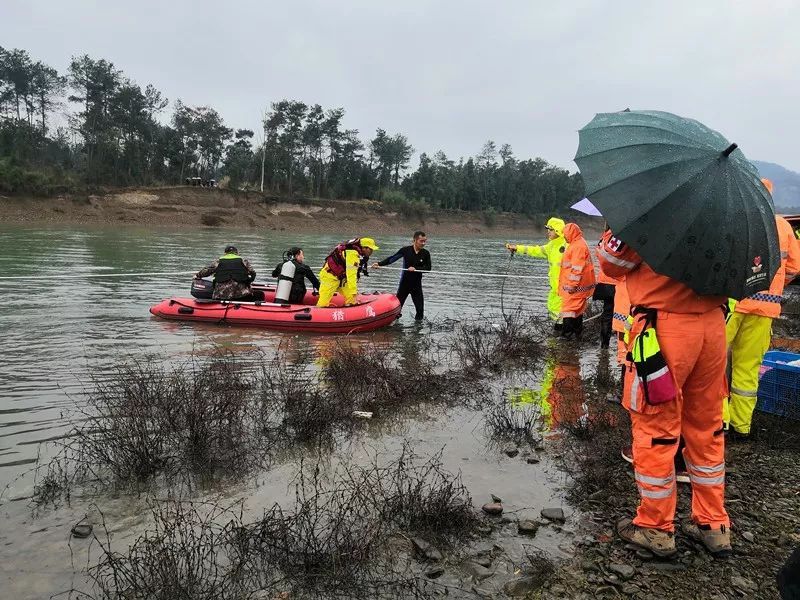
[324,238,366,279]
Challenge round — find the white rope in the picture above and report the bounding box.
[0,267,551,282]
[0,271,197,281]
[373,266,549,280]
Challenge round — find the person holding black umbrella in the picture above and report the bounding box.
[724,179,800,440]
[598,231,730,557]
[577,110,781,559]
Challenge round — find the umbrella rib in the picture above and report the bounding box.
[579,123,715,150]
[576,141,711,160]
[584,155,708,198]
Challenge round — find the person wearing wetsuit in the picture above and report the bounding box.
[271,247,320,304]
[372,231,431,320]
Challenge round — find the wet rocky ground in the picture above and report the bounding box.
[534,376,800,599]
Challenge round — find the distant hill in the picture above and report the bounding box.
[753,160,800,211]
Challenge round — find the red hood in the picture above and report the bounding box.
[563,223,583,243]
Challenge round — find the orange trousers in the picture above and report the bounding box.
[623,309,728,532]
[559,295,589,318]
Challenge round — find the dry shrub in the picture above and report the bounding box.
[90,500,248,600]
[449,310,549,374]
[87,447,473,599]
[322,341,457,413]
[485,400,543,446]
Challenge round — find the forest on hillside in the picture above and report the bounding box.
[0,46,584,215]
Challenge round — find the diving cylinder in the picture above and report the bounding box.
[275,260,296,303]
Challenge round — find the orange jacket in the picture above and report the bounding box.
[612,276,630,334]
[734,215,800,318]
[595,242,619,286]
[597,230,726,313]
[559,223,596,300]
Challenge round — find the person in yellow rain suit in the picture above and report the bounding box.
[316,237,379,307]
[505,217,567,328]
[724,179,800,439]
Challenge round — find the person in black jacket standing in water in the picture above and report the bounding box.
[372,231,431,320]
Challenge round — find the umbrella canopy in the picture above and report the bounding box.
[570,197,603,217]
[574,110,779,299]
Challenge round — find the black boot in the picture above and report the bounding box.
[561,317,575,339]
[600,319,612,349]
[575,315,584,340]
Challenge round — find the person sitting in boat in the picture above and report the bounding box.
[271,246,320,304]
[195,245,265,301]
[316,237,379,307]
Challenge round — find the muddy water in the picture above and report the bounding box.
[0,225,604,598]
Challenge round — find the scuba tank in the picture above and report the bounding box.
[275,250,297,304]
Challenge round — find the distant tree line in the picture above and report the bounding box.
[0,46,584,214]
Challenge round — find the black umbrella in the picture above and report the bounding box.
[575,110,779,299]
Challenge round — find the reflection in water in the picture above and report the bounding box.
[508,344,587,431]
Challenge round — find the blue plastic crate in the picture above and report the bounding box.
[757,350,800,419]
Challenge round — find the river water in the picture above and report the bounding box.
[0,224,595,598]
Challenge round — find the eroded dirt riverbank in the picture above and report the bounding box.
[0,186,565,238]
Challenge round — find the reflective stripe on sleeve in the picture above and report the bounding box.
[731,386,758,398]
[599,247,637,270]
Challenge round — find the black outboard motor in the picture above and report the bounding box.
[191,278,214,299]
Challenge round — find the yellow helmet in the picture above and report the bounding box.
[545,217,565,235]
[360,237,379,250]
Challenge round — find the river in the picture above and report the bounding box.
[0,224,595,598]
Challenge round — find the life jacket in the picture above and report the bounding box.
[324,238,367,279]
[627,308,678,405]
[214,253,250,284]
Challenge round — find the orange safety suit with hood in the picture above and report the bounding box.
[558,223,596,338]
[598,229,729,535]
[725,195,800,434]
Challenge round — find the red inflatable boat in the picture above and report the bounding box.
[149,285,402,334]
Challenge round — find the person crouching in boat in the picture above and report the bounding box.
[195,244,265,301]
[272,246,320,304]
[316,237,379,307]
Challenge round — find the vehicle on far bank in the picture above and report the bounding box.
[185,177,217,187]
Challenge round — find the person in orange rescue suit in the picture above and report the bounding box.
[724,178,800,439]
[558,223,596,339]
[594,229,619,349]
[598,228,731,559]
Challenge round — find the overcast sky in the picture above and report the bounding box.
[3,0,799,171]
